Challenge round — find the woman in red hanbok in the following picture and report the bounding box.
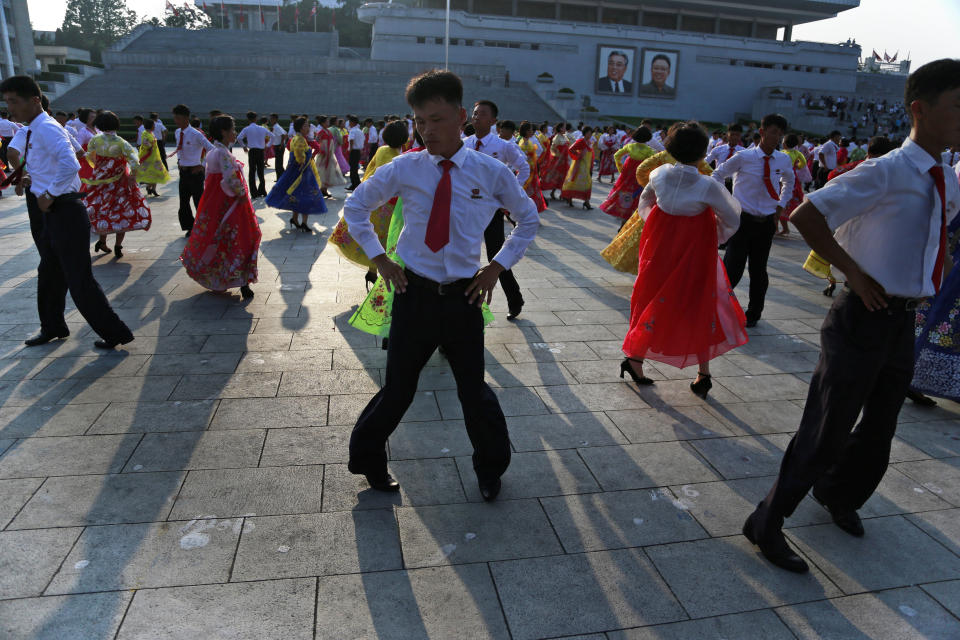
[596,126,618,183]
[313,116,347,197]
[539,124,572,199]
[599,126,656,223]
[74,108,97,186]
[560,127,595,209]
[180,115,261,300]
[620,122,746,398]
[517,122,547,212]
[81,111,151,259]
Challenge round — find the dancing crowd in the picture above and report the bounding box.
[1,57,958,575]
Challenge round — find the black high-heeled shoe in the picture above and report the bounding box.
[822,282,836,297]
[690,373,712,399]
[582,201,593,210]
[365,271,377,291]
[298,222,311,233]
[289,216,297,229]
[113,245,123,259]
[620,358,654,385]
[93,240,110,254]
[240,285,254,299]
[565,198,575,208]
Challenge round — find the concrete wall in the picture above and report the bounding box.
[361,5,861,123]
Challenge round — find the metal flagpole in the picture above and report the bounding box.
[444,0,450,70]
[314,1,317,32]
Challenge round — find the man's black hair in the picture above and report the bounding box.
[0,75,40,99]
[760,113,788,131]
[172,104,191,117]
[474,100,499,119]
[499,119,517,132]
[149,112,159,119]
[905,58,960,109]
[209,115,234,142]
[133,114,143,122]
[405,69,463,109]
[246,111,257,121]
[651,54,671,68]
[664,121,709,164]
[829,130,842,138]
[727,123,743,133]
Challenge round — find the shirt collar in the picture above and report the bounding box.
[475,131,497,148]
[901,137,938,174]
[428,142,468,169]
[27,111,53,130]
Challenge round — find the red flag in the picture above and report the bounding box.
[872,50,881,60]
[202,1,208,10]
[295,6,299,18]
[883,51,890,62]
[890,51,898,62]
[260,6,265,24]
[310,2,317,17]
[331,8,336,28]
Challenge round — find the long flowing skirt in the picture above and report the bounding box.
[561,155,593,201]
[524,172,547,213]
[181,172,261,290]
[83,156,152,234]
[622,205,748,368]
[600,157,642,220]
[597,149,616,177]
[265,157,328,215]
[316,141,348,187]
[334,145,350,174]
[540,148,570,190]
[328,197,396,270]
[600,210,645,273]
[912,237,960,400]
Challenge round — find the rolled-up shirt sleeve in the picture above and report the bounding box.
[50,128,82,196]
[491,164,539,270]
[342,160,400,261]
[806,158,886,231]
[503,141,530,186]
[777,159,795,210]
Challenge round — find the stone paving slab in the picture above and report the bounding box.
[606,610,796,639]
[0,591,133,639]
[169,466,324,519]
[0,527,83,598]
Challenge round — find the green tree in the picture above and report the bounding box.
[59,0,139,54]
[164,3,213,29]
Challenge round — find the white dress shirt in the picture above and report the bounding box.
[238,123,271,149]
[569,130,583,141]
[75,126,96,148]
[348,125,364,150]
[65,117,82,132]
[174,126,214,167]
[270,123,285,146]
[342,144,539,283]
[807,138,960,298]
[288,122,296,138]
[942,150,959,168]
[0,118,20,137]
[819,139,839,170]
[8,125,26,156]
[63,126,83,154]
[136,124,144,145]
[366,126,378,144]
[19,112,82,197]
[712,146,795,216]
[640,164,742,242]
[647,135,666,152]
[706,143,745,170]
[153,119,166,142]
[462,131,529,186]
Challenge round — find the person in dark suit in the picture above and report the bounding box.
[639,53,676,96]
[596,50,633,94]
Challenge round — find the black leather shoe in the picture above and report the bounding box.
[745,318,759,328]
[812,491,865,537]
[507,301,524,321]
[364,473,400,492]
[24,330,69,346]
[742,511,809,573]
[94,334,135,349]
[479,478,501,502]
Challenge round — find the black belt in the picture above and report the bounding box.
[403,268,473,296]
[844,284,923,311]
[52,192,85,204]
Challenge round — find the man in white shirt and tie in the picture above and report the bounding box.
[268,113,286,175]
[1,75,133,350]
[942,145,959,168]
[463,99,530,320]
[0,110,20,166]
[343,70,539,500]
[745,59,960,574]
[346,115,364,189]
[817,130,842,188]
[712,113,795,327]
[238,111,272,198]
[171,103,214,236]
[705,123,745,171]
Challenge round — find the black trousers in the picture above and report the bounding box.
[157,138,168,170]
[756,289,914,527]
[33,194,131,341]
[349,149,361,188]
[247,148,265,196]
[178,166,205,231]
[0,136,9,167]
[273,144,285,175]
[484,210,524,311]
[722,212,776,322]
[348,277,511,482]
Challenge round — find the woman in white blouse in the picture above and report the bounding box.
[620,121,748,398]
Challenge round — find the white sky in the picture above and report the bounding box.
[29,0,958,69]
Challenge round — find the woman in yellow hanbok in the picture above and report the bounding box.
[561,126,595,209]
[328,121,409,288]
[265,118,327,232]
[135,119,170,196]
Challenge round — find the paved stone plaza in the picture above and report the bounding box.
[1,157,960,639]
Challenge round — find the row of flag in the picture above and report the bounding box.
[165,1,331,26]
[871,49,898,63]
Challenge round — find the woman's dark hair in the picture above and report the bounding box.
[519,121,533,137]
[632,126,652,143]
[867,135,896,157]
[664,120,709,163]
[133,114,143,123]
[382,120,409,148]
[0,75,40,99]
[209,115,235,142]
[93,110,120,132]
[462,123,475,136]
[405,69,463,109]
[77,107,94,126]
[905,59,960,108]
[784,133,799,148]
[582,126,593,136]
[142,118,155,131]
[294,117,308,133]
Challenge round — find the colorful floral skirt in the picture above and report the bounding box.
[601,210,645,273]
[622,205,748,368]
[912,244,960,401]
[540,150,570,191]
[329,197,396,271]
[83,157,152,234]
[597,149,616,177]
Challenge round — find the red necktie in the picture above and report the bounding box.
[763,155,780,200]
[475,138,482,151]
[929,166,947,294]
[727,146,734,161]
[425,159,454,252]
[0,129,30,188]
[176,127,187,154]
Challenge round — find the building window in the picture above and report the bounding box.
[642,11,676,30]
[517,1,555,19]
[681,15,714,34]
[416,36,426,44]
[717,19,751,37]
[559,4,594,23]
[756,24,779,40]
[483,0,513,16]
[602,7,637,25]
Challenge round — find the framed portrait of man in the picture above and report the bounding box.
[639,49,678,98]
[595,45,636,96]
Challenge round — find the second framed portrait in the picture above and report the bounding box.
[595,45,636,96]
[638,48,679,98]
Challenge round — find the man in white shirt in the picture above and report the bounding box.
[366,120,379,161]
[712,113,795,327]
[133,114,145,146]
[1,75,133,349]
[0,110,20,165]
[463,99,530,320]
[65,112,83,132]
[343,70,539,500]
[817,130,842,188]
[647,123,666,152]
[238,111,272,198]
[268,113,286,175]
[942,145,959,168]
[346,115,364,189]
[705,123,745,171]
[745,59,960,575]
[172,103,214,236]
